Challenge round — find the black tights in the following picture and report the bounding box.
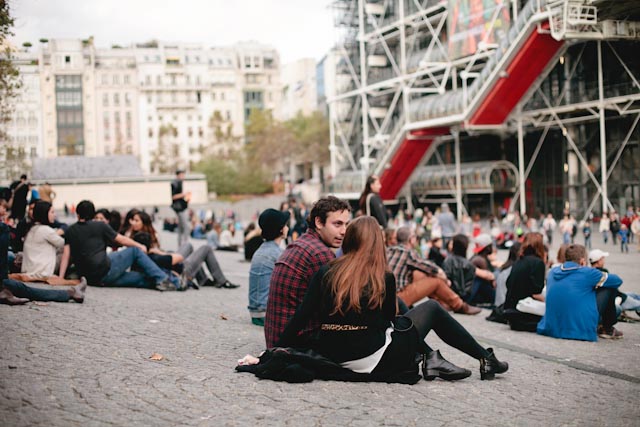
[405,300,489,360]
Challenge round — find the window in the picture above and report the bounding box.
[211,92,216,101]
[65,55,71,64]
[113,75,119,85]
[171,75,176,85]
[185,75,191,85]
[148,128,153,137]
[114,112,120,125]
[125,92,131,106]
[102,74,109,85]
[114,93,120,106]
[220,92,225,101]
[147,95,152,103]
[102,93,109,107]
[124,75,130,85]
[126,112,132,138]
[196,75,201,85]
[196,91,201,103]
[244,56,251,68]
[226,110,231,120]
[254,56,260,67]
[198,127,203,137]
[145,75,151,85]
[156,75,162,85]
[171,92,177,103]
[188,127,193,137]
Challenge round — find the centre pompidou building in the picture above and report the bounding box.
[327,0,640,219]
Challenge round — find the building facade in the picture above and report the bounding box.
[2,38,281,178]
[327,0,640,219]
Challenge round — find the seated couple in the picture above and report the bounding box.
[240,198,508,383]
[119,209,239,289]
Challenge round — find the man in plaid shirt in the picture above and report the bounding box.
[265,196,351,348]
[387,226,481,315]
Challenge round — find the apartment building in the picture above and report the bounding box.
[3,38,281,176]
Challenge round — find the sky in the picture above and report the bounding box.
[9,0,336,64]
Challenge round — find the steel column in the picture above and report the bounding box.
[598,41,609,214]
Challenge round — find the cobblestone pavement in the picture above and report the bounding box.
[1,231,639,427]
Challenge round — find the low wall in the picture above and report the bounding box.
[37,175,208,210]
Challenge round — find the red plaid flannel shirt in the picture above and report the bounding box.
[386,245,439,291]
[264,230,335,348]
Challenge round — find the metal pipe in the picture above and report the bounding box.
[454,130,463,220]
[598,41,609,214]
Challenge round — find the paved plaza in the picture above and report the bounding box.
[1,229,639,426]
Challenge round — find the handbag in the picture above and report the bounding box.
[516,297,545,317]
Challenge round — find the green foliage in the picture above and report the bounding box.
[0,1,26,180]
[196,105,330,196]
[194,152,271,196]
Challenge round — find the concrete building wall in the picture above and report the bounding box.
[43,176,208,210]
[280,58,318,120]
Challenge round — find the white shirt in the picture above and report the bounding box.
[22,225,64,278]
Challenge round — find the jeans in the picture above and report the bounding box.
[595,287,618,329]
[102,247,172,288]
[467,278,495,306]
[3,278,71,302]
[183,244,227,284]
[602,230,609,244]
[176,209,190,247]
[248,241,280,317]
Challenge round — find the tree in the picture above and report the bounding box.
[150,124,180,174]
[0,1,25,181]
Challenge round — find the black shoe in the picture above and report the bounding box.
[422,350,472,381]
[216,281,240,289]
[479,347,509,380]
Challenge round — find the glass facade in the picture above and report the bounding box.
[55,75,84,155]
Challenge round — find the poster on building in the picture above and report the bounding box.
[448,0,511,59]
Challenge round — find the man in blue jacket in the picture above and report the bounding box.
[537,244,623,341]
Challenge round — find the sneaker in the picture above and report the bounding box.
[155,278,177,292]
[597,325,623,339]
[251,318,265,327]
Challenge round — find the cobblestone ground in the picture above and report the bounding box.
[1,230,639,426]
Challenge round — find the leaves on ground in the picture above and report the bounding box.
[149,353,164,361]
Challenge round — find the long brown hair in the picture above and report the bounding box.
[358,175,379,211]
[326,216,387,315]
[519,232,545,259]
[132,211,160,248]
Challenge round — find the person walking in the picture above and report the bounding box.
[542,213,556,245]
[437,203,458,249]
[171,169,191,247]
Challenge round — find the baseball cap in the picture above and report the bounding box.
[259,209,290,239]
[474,233,493,254]
[588,249,609,264]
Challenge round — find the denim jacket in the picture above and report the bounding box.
[248,241,283,313]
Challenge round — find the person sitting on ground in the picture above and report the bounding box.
[58,200,179,291]
[217,222,242,251]
[384,227,397,247]
[588,249,640,317]
[16,201,78,286]
[442,234,495,304]
[248,209,290,327]
[276,217,508,382]
[485,241,521,324]
[503,233,547,332]
[427,235,446,268]
[468,234,498,305]
[243,222,264,262]
[387,227,481,315]
[0,221,86,305]
[127,211,239,289]
[537,244,623,341]
[265,196,352,348]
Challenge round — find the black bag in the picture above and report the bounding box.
[171,199,187,212]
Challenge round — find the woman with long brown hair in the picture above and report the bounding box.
[504,232,547,331]
[278,216,508,381]
[358,175,388,228]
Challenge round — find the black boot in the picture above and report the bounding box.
[422,350,471,381]
[479,347,508,380]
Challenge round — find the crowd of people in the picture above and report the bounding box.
[2,171,638,386]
